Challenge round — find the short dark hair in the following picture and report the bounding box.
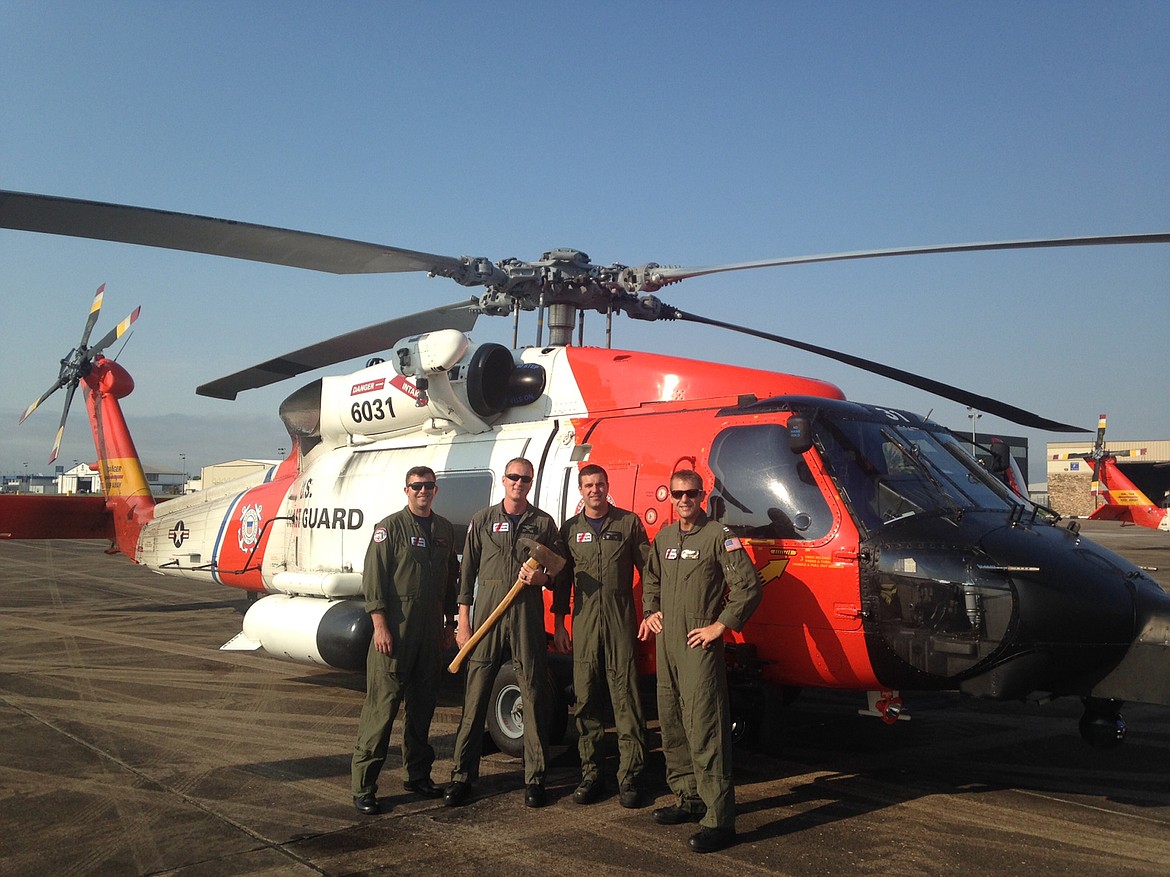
[577,464,608,485]
[670,469,703,490]
[405,465,436,484]
[505,457,534,475]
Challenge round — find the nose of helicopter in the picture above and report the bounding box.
[969,521,1170,707]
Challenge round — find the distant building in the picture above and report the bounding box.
[1,472,58,495]
[58,462,102,495]
[2,460,262,497]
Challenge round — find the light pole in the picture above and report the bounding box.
[179,453,187,495]
[966,407,982,457]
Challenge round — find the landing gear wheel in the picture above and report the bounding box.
[1079,697,1126,748]
[729,684,766,748]
[487,664,568,758]
[488,664,525,757]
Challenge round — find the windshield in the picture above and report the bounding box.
[813,411,1021,532]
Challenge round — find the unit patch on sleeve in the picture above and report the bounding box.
[373,526,388,543]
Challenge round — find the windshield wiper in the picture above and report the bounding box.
[879,428,965,524]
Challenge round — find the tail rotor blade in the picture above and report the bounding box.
[78,283,106,350]
[88,306,142,357]
[19,381,63,425]
[48,381,79,465]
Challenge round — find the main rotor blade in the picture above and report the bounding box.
[197,298,481,400]
[654,233,1170,285]
[673,309,1088,432]
[88,306,142,358]
[0,190,466,276]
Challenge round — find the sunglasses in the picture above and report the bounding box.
[670,488,702,500]
[407,481,437,492]
[504,473,534,484]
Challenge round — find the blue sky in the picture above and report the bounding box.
[2,2,1167,481]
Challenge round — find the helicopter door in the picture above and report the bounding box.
[708,423,873,686]
[558,459,639,518]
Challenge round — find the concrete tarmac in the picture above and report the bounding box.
[2,520,1169,876]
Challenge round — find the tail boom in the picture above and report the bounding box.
[83,357,156,556]
[1089,457,1170,531]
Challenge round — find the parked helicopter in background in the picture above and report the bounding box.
[3,189,1170,753]
[1054,415,1170,532]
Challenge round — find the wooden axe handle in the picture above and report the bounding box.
[447,557,540,674]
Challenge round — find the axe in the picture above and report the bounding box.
[447,537,566,674]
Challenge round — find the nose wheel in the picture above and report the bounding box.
[1079,697,1126,748]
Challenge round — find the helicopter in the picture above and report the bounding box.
[1053,415,1170,532]
[3,189,1170,754]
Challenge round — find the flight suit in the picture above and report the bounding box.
[351,507,458,796]
[554,506,650,786]
[449,502,565,786]
[642,512,762,831]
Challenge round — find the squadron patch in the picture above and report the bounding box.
[373,526,388,543]
[665,548,679,560]
[493,522,510,532]
[410,535,428,547]
[576,532,593,543]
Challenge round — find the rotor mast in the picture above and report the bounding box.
[459,247,677,347]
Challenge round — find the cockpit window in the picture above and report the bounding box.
[814,412,1020,533]
[709,425,832,540]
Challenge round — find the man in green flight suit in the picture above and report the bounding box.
[638,469,763,853]
[553,464,650,808]
[444,457,566,809]
[351,465,459,815]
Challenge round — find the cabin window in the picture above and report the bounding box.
[708,425,832,540]
[436,471,494,553]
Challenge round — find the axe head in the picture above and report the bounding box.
[518,537,566,576]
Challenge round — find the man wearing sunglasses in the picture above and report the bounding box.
[637,469,763,853]
[445,457,566,809]
[351,466,459,815]
[552,464,650,809]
